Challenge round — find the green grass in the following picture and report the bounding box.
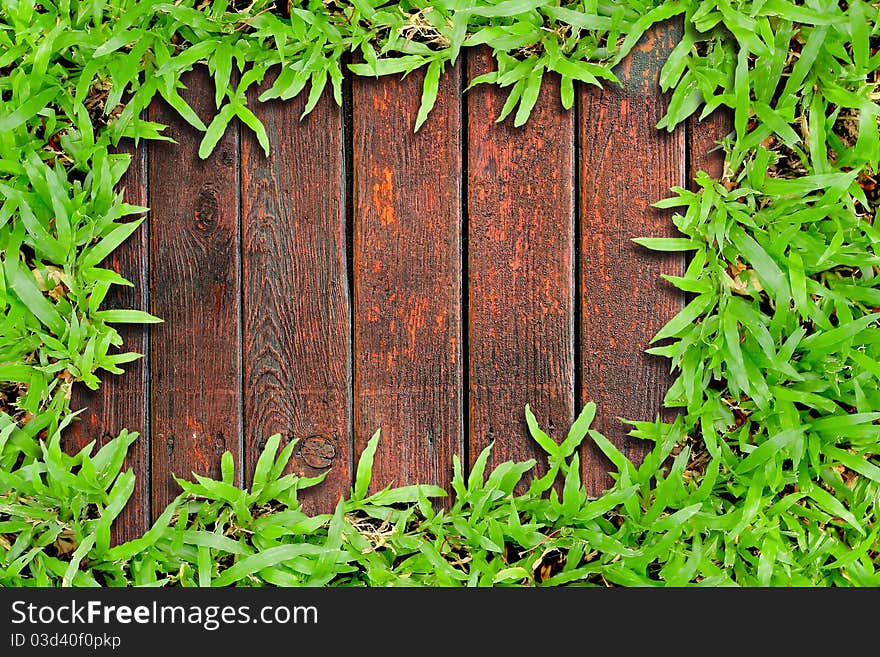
[1,0,880,586]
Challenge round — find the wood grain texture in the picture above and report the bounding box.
[352,64,463,492]
[467,48,575,475]
[242,72,351,513]
[67,139,150,543]
[688,110,733,184]
[148,67,241,516]
[578,21,686,495]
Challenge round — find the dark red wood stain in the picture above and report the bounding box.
[67,138,150,543]
[467,48,575,475]
[241,72,352,512]
[578,21,686,495]
[352,65,463,492]
[148,67,242,515]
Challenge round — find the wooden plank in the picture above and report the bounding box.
[67,139,150,543]
[352,65,463,492]
[689,111,733,184]
[467,48,575,476]
[578,21,686,494]
[148,67,241,516]
[241,73,351,512]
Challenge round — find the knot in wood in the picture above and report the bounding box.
[299,435,336,469]
[210,431,227,454]
[194,186,218,231]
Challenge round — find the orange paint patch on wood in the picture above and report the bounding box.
[184,415,203,435]
[372,167,396,226]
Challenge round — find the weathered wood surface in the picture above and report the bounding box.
[148,67,243,514]
[578,20,686,495]
[242,73,351,512]
[66,26,731,535]
[352,64,464,493]
[467,47,575,478]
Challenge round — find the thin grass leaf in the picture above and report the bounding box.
[415,59,442,132]
[62,534,96,588]
[524,404,559,457]
[354,429,381,501]
[212,544,325,587]
[192,100,232,158]
[0,87,58,132]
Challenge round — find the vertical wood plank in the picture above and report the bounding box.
[467,48,575,475]
[578,21,686,494]
[149,67,241,516]
[241,74,351,512]
[688,111,733,184]
[352,66,463,492]
[67,140,150,543]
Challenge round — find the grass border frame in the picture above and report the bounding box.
[2,0,880,586]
